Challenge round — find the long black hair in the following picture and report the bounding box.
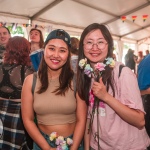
[37,37,74,95]
[77,23,115,105]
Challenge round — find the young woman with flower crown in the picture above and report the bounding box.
[77,23,150,150]
[21,29,87,150]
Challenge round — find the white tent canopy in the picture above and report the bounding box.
[1,0,150,61]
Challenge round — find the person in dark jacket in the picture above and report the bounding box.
[125,48,136,72]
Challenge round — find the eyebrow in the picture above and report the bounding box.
[0,31,8,34]
[86,38,105,40]
[47,44,68,50]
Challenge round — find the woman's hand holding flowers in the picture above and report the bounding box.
[92,77,108,102]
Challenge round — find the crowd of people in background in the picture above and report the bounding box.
[125,48,149,74]
[0,26,11,62]
[0,25,150,150]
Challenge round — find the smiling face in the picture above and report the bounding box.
[83,29,108,67]
[44,39,69,72]
[29,29,40,43]
[0,27,10,47]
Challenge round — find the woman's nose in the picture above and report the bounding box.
[53,51,59,57]
[92,44,99,50]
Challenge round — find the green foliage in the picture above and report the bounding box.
[124,44,129,49]
[113,45,116,50]
[7,26,24,35]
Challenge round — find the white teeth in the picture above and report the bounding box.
[91,54,98,56]
[51,60,59,62]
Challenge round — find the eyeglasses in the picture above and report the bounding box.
[84,40,107,50]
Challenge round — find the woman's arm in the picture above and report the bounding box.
[92,77,145,130]
[21,74,51,150]
[141,87,150,95]
[103,91,145,129]
[84,119,90,150]
[70,93,87,150]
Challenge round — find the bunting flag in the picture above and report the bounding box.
[22,24,26,27]
[35,24,38,28]
[0,22,6,26]
[132,16,137,22]
[143,15,148,22]
[0,22,53,35]
[12,23,18,31]
[3,22,7,26]
[46,25,52,33]
[121,16,126,22]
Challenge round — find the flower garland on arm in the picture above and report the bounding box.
[79,57,115,148]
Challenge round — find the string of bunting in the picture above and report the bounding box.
[0,22,52,33]
[121,15,148,22]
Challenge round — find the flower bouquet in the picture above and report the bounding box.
[79,57,115,79]
[49,132,73,150]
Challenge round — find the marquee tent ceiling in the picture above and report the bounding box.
[0,0,150,43]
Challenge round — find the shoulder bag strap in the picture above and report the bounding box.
[118,65,125,78]
[32,72,37,94]
[21,65,25,84]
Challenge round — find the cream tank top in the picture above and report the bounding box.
[33,76,76,125]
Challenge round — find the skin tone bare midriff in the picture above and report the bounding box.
[38,123,76,137]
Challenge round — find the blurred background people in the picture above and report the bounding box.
[0,36,34,150]
[135,51,144,64]
[134,51,144,74]
[0,26,11,62]
[124,48,136,72]
[70,37,79,73]
[145,50,149,56]
[70,37,79,56]
[137,54,150,140]
[29,28,44,71]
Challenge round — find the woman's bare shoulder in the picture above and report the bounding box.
[23,73,34,87]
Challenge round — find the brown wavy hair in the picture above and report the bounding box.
[29,28,44,48]
[3,36,31,66]
[70,37,79,55]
